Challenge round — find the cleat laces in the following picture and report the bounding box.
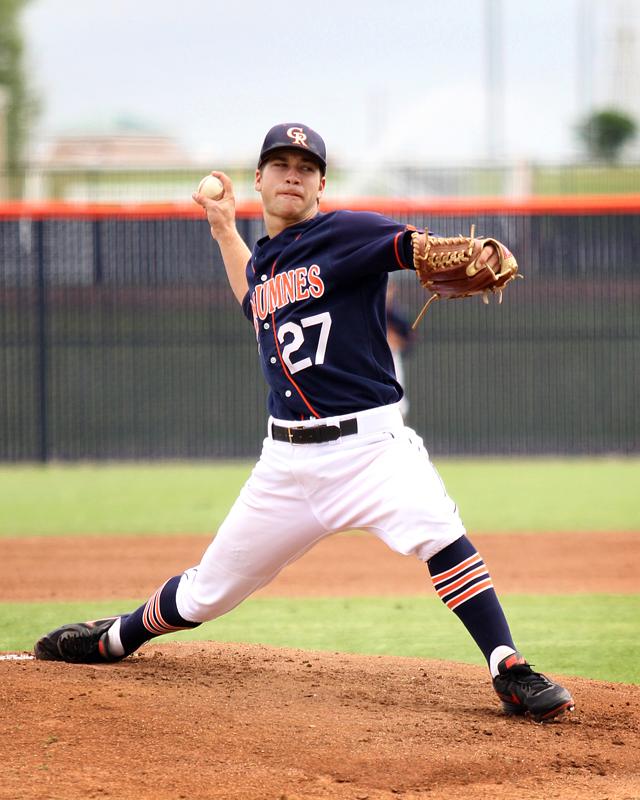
[508,664,550,687]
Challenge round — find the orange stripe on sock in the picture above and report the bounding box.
[436,565,489,598]
[446,579,494,611]
[142,583,187,636]
[153,594,183,634]
[142,592,157,633]
[431,553,483,585]
[143,588,166,634]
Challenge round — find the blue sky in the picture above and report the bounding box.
[22,0,637,165]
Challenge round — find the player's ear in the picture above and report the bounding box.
[316,175,326,202]
[254,168,262,193]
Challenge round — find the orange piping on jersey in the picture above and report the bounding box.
[393,231,410,269]
[269,256,321,419]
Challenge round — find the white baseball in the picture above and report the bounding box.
[197,174,224,200]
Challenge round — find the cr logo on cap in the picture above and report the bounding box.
[286,127,308,148]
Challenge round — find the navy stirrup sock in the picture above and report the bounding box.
[118,575,200,655]
[427,535,515,663]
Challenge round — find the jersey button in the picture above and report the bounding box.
[263,322,270,330]
[285,390,292,398]
[261,275,267,282]
[270,357,277,364]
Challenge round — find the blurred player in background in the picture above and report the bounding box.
[386,281,414,418]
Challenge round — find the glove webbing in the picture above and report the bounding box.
[411,225,478,329]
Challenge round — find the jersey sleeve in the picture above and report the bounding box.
[241,252,256,321]
[329,210,416,278]
[241,289,252,321]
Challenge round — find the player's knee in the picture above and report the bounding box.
[177,592,236,623]
[175,568,249,623]
[415,531,466,563]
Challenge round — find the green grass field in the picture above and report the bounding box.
[1,459,638,683]
[0,594,637,683]
[1,458,639,536]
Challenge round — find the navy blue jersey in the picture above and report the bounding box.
[241,210,416,420]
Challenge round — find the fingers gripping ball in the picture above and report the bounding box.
[197,174,224,200]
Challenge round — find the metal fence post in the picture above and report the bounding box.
[92,219,103,284]
[34,219,48,462]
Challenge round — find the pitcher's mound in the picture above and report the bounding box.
[2,642,639,800]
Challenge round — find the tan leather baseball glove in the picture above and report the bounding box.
[410,225,520,327]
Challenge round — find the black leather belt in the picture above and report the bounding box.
[271,417,358,444]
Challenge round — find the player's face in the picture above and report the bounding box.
[255,150,325,229]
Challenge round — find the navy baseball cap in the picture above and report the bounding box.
[258,123,327,174]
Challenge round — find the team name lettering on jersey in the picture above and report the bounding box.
[250,265,325,321]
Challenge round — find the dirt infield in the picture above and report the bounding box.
[1,531,639,799]
[1,530,639,600]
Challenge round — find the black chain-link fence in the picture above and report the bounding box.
[1,207,638,460]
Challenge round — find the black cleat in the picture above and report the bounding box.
[493,652,575,722]
[34,618,124,663]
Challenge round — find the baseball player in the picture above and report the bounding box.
[34,123,574,722]
[385,282,414,418]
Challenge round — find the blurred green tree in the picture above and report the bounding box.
[578,108,637,163]
[0,0,38,192]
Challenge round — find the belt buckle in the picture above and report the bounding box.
[287,425,305,443]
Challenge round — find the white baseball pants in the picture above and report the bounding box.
[176,403,465,623]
